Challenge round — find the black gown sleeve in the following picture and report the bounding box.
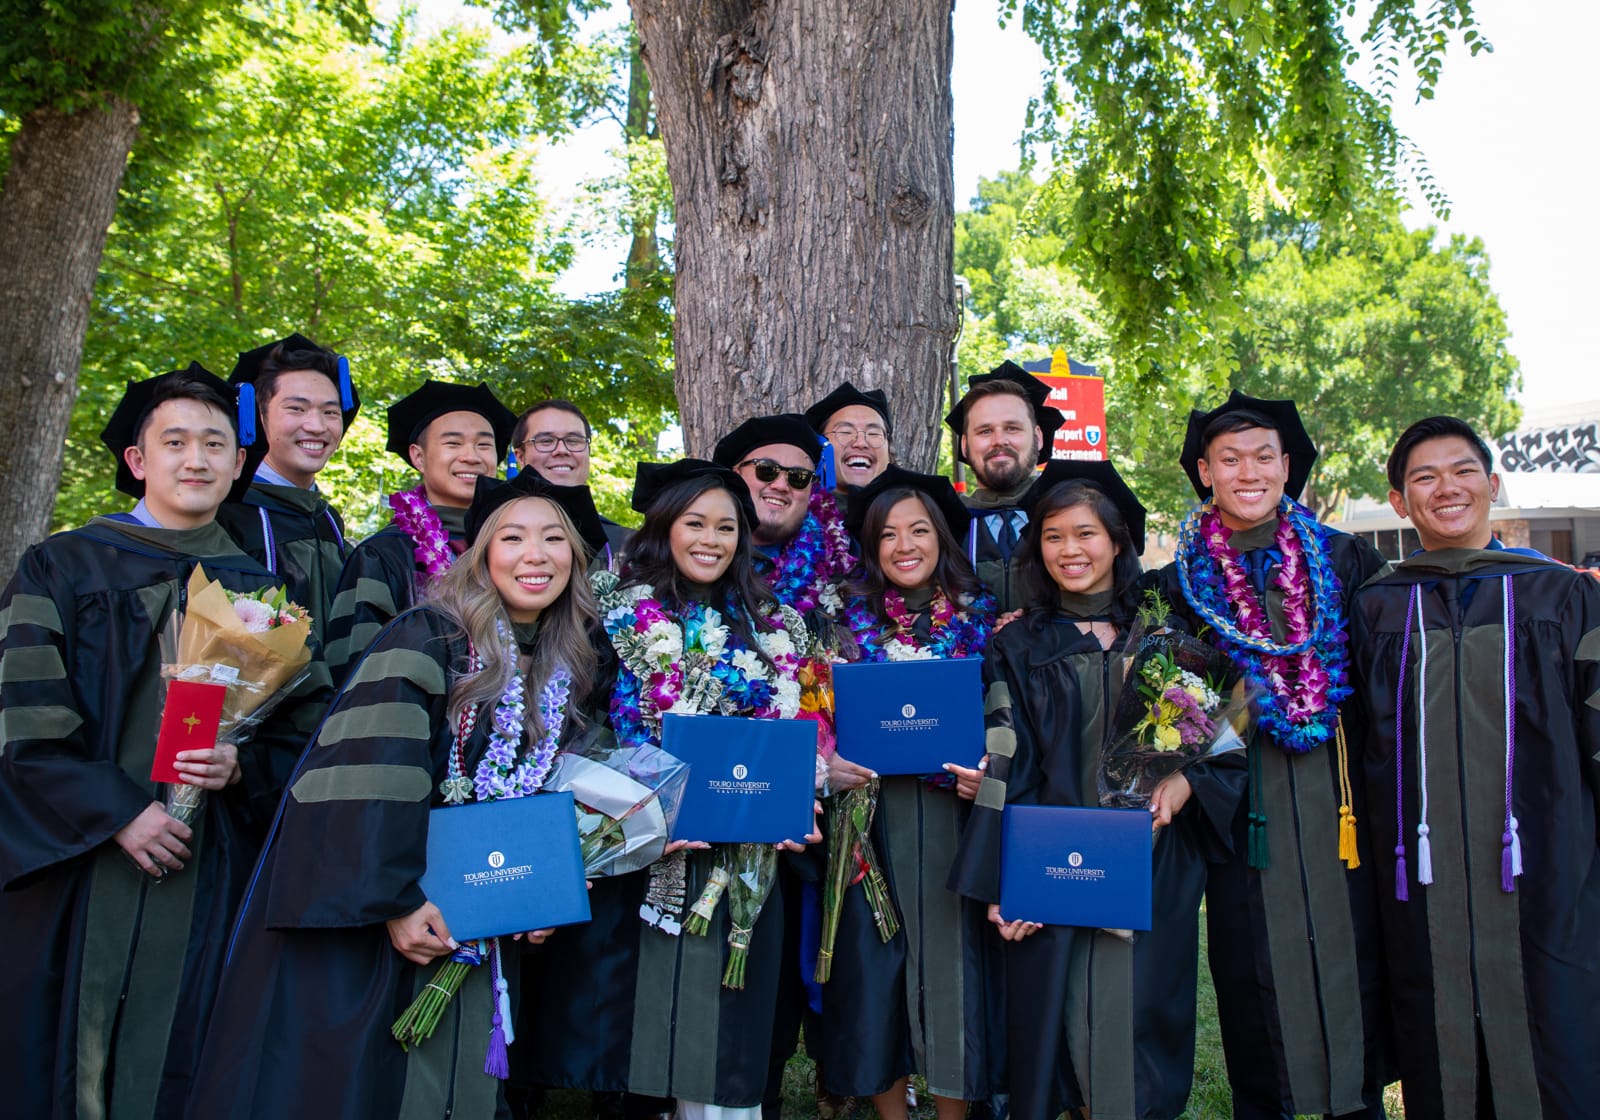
[0,545,155,888]
[323,531,412,686]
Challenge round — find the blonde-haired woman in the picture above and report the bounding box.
[189,471,612,1120]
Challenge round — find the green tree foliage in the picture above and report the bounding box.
[955,168,1519,526]
[60,6,673,533]
[1007,0,1487,390]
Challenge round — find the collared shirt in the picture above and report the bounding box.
[128,499,165,528]
[253,461,318,491]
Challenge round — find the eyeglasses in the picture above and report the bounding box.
[519,433,590,454]
[825,423,888,448]
[737,458,816,489]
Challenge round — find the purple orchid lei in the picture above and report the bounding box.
[842,585,995,663]
[389,484,454,585]
[1175,496,1351,752]
[763,488,855,613]
[440,619,572,805]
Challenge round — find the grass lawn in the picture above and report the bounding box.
[533,910,1405,1118]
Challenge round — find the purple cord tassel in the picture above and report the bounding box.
[1394,843,1409,902]
[1500,576,1522,894]
[1394,585,1418,901]
[483,940,511,1079]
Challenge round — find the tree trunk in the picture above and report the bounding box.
[623,31,662,291]
[0,100,140,580]
[630,0,957,468]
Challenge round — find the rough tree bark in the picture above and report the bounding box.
[629,0,957,469]
[0,100,141,580]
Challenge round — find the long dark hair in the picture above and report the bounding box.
[845,487,984,618]
[619,473,780,649]
[1018,480,1142,621]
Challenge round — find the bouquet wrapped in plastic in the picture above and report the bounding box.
[1099,606,1250,809]
[158,565,313,827]
[542,731,690,877]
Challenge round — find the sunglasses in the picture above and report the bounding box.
[737,457,816,489]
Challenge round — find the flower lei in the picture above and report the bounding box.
[440,619,572,805]
[843,585,996,663]
[761,488,854,614]
[1174,496,1351,752]
[389,484,454,585]
[595,572,807,745]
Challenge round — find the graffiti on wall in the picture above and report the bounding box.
[1498,422,1600,473]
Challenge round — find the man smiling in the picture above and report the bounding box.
[804,381,894,501]
[945,361,1065,613]
[1349,415,1600,1120]
[510,398,631,567]
[1159,390,1391,1120]
[0,366,311,1119]
[323,379,514,682]
[219,332,359,643]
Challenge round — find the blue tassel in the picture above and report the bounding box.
[816,441,836,491]
[237,383,257,447]
[337,355,354,411]
[506,449,519,479]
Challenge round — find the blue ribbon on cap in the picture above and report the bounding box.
[237,383,257,447]
[337,355,354,412]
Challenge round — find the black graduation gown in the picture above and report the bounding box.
[815,605,998,1103]
[188,606,594,1120]
[1155,523,1394,1117]
[960,477,1039,614]
[217,478,353,647]
[0,517,312,1120]
[1348,547,1600,1120]
[324,503,467,684]
[949,599,1245,1120]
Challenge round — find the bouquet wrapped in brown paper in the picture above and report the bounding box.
[157,565,313,827]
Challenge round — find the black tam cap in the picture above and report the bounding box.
[464,471,608,557]
[1179,389,1318,501]
[631,459,759,524]
[385,380,517,463]
[804,382,893,438]
[100,362,265,502]
[229,332,360,428]
[943,360,1064,465]
[843,464,972,541]
[711,414,823,469]
[1021,459,1148,555]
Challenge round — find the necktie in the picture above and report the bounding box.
[997,512,1019,563]
[1243,549,1275,598]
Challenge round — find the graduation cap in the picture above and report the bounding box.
[803,381,893,438]
[464,471,608,557]
[711,413,824,469]
[1178,389,1319,501]
[631,459,758,525]
[843,464,973,541]
[1020,459,1148,555]
[385,380,517,463]
[229,332,360,428]
[100,362,266,502]
[943,360,1065,465]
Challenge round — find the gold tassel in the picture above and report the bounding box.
[1336,717,1360,869]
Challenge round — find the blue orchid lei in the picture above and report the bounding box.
[843,585,996,663]
[1174,496,1352,752]
[761,488,854,614]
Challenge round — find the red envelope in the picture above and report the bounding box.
[152,680,228,784]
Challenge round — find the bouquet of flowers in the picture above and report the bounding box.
[683,842,779,989]
[1099,595,1250,809]
[541,732,691,877]
[815,778,899,982]
[158,565,313,827]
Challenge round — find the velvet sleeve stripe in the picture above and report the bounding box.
[330,576,398,621]
[0,593,64,637]
[0,644,67,684]
[985,724,1017,759]
[316,701,433,748]
[347,647,448,695]
[291,763,433,804]
[984,680,1012,715]
[975,775,1007,810]
[0,705,83,746]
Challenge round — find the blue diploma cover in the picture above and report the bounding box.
[663,714,818,843]
[420,792,592,941]
[831,657,984,775]
[999,805,1153,930]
